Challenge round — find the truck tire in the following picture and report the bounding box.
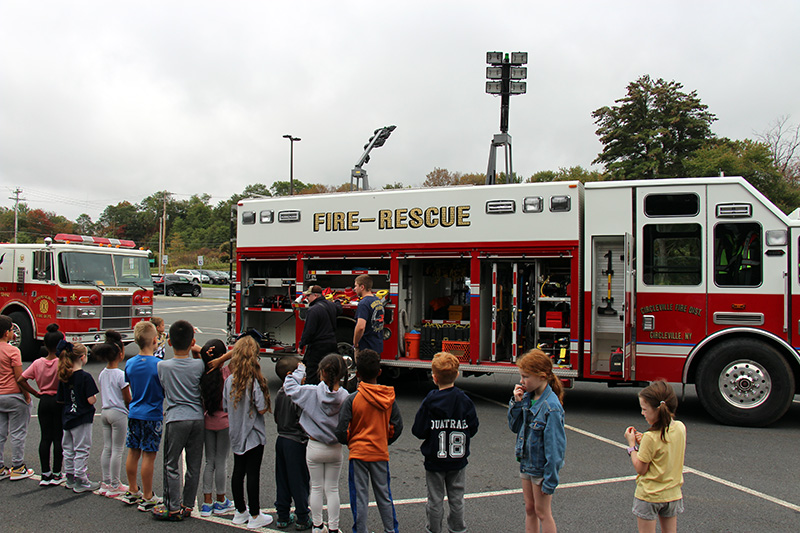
[696,338,794,427]
[337,342,357,392]
[9,311,38,361]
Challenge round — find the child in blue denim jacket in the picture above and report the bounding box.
[508,349,566,533]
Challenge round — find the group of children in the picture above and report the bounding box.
[0,310,686,533]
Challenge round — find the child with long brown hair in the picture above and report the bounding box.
[223,336,274,529]
[508,349,566,533]
[623,380,686,533]
[56,340,100,493]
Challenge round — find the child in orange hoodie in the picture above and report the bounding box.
[335,349,402,533]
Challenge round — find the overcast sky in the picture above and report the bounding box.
[2,1,798,222]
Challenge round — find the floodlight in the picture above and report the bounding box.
[486,51,504,64]
[510,81,526,94]
[510,67,527,80]
[486,81,502,94]
[486,66,503,79]
[510,52,528,64]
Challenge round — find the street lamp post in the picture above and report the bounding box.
[282,134,301,195]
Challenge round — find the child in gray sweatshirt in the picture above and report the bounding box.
[284,354,349,533]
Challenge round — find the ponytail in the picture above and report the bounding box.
[516,349,565,404]
[318,353,346,391]
[639,380,678,441]
[57,341,87,382]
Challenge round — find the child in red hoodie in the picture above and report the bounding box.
[335,349,403,533]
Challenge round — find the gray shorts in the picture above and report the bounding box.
[632,497,684,520]
[520,473,544,485]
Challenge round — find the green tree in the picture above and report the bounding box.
[528,166,606,182]
[423,168,460,187]
[592,75,716,179]
[271,180,309,196]
[74,214,95,235]
[685,138,800,213]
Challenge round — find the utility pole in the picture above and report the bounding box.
[8,188,25,243]
[159,192,170,274]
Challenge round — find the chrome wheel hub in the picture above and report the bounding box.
[718,359,771,409]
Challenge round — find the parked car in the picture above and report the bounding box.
[200,269,226,284]
[154,274,201,297]
[215,270,231,284]
[174,269,208,284]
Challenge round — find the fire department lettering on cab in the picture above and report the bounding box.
[232,177,800,427]
[0,234,154,359]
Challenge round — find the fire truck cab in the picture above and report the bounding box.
[232,177,800,426]
[0,234,154,359]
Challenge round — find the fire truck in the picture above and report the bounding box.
[1,234,154,359]
[231,176,800,427]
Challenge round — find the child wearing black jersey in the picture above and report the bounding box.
[412,352,479,533]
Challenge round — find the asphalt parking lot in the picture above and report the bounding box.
[2,297,798,532]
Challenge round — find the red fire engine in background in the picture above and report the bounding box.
[0,234,154,357]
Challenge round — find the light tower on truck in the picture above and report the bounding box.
[485,51,527,184]
[351,125,396,191]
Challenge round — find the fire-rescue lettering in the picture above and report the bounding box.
[312,206,470,232]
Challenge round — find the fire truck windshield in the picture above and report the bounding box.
[58,252,152,288]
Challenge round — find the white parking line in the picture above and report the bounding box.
[155,304,228,314]
[469,391,800,513]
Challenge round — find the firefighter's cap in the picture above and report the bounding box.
[303,285,323,297]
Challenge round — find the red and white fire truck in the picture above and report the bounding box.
[0,234,154,358]
[231,176,800,426]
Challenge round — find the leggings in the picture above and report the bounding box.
[203,427,230,495]
[232,445,264,517]
[306,439,343,530]
[101,408,128,486]
[38,394,63,474]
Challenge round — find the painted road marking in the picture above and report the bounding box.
[469,391,800,514]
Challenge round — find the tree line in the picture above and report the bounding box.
[3,75,799,268]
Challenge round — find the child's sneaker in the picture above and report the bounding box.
[105,483,128,498]
[294,514,313,531]
[39,473,53,487]
[50,472,66,486]
[9,465,34,481]
[73,478,101,493]
[213,498,234,515]
[0,467,10,481]
[311,525,328,533]
[232,510,250,525]
[138,494,162,512]
[276,512,296,528]
[98,482,111,496]
[248,512,274,529]
[122,490,142,506]
[200,503,214,517]
[65,474,76,490]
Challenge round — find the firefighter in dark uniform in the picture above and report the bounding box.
[298,285,342,384]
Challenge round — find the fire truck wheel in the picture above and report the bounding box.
[696,338,794,427]
[337,342,357,392]
[9,311,38,361]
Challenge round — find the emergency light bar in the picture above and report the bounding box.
[54,233,136,248]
